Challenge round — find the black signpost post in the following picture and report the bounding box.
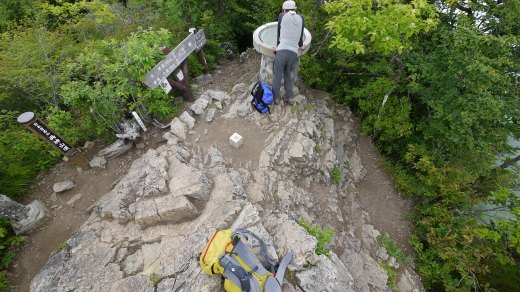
[17,112,90,170]
[144,28,208,101]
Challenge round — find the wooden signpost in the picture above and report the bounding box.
[144,28,209,101]
[17,112,90,170]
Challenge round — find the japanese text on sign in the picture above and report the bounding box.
[194,29,206,51]
[144,28,206,89]
[29,121,72,154]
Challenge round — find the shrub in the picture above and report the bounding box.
[378,233,411,265]
[378,261,398,290]
[330,166,342,184]
[0,220,24,290]
[298,219,335,256]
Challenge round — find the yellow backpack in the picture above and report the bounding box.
[200,229,296,292]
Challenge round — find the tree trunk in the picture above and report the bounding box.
[499,154,520,169]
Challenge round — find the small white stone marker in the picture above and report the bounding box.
[229,132,243,149]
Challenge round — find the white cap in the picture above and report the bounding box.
[282,1,296,10]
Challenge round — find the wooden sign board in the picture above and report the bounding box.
[194,29,206,51]
[17,112,73,155]
[17,112,90,169]
[144,28,206,89]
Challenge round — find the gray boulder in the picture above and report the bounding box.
[297,252,355,292]
[205,108,217,122]
[398,268,425,292]
[168,156,212,201]
[134,195,199,227]
[179,111,196,130]
[190,98,209,115]
[89,156,107,169]
[170,118,188,141]
[53,180,75,193]
[341,251,389,291]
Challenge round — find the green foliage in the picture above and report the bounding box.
[46,107,84,146]
[0,1,515,291]
[0,110,60,198]
[290,104,297,114]
[304,103,314,111]
[36,0,117,35]
[56,241,68,251]
[0,24,78,111]
[411,199,519,290]
[284,270,296,281]
[0,219,24,291]
[304,0,520,289]
[56,241,71,256]
[377,261,397,290]
[330,166,342,184]
[0,272,8,291]
[378,233,411,265]
[408,24,520,164]
[0,221,23,269]
[314,144,321,154]
[0,0,31,32]
[162,0,266,51]
[325,0,438,55]
[479,259,520,292]
[149,273,161,287]
[298,219,335,256]
[60,28,179,140]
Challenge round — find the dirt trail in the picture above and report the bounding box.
[8,129,165,292]
[8,52,415,291]
[357,134,415,255]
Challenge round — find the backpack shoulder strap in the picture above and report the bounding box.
[233,229,278,270]
[251,82,261,96]
[274,251,297,283]
[220,254,255,292]
[233,238,269,276]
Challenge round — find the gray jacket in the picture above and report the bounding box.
[276,11,305,54]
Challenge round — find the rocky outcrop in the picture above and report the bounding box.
[31,67,422,291]
[297,252,355,292]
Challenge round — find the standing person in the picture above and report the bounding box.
[272,0,305,105]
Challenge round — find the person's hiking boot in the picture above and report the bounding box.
[286,98,295,106]
[273,98,279,105]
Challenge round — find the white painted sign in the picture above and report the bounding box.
[159,78,172,93]
[132,111,147,132]
[176,70,184,81]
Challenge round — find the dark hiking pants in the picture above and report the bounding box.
[273,50,298,102]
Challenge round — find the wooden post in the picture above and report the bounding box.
[144,28,207,98]
[196,49,210,73]
[17,112,90,170]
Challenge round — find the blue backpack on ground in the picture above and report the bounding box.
[251,82,273,114]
